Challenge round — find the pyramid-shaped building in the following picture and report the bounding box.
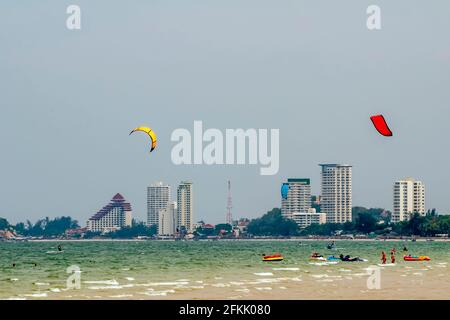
[87,193,132,233]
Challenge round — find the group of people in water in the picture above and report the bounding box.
[322,241,363,261]
[381,249,395,264]
[11,244,63,268]
[312,242,411,264]
[381,246,408,264]
[310,250,364,262]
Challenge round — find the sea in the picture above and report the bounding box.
[1,240,449,300]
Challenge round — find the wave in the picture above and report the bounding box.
[23,292,48,298]
[84,280,119,285]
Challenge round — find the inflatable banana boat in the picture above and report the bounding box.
[403,255,431,261]
[262,253,284,262]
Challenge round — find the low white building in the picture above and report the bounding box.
[291,209,326,229]
[158,201,177,236]
[87,193,132,233]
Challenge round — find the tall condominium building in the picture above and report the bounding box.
[158,201,177,236]
[177,181,193,232]
[392,178,425,223]
[281,178,311,219]
[147,182,170,227]
[319,164,352,223]
[87,193,132,233]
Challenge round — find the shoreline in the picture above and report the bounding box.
[16,237,450,243]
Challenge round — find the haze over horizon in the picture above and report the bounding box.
[1,1,450,224]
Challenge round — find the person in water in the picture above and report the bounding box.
[381,251,387,264]
[339,254,358,262]
[58,245,62,252]
[403,246,408,252]
[339,254,349,261]
[391,251,396,264]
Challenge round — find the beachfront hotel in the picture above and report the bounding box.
[177,181,194,232]
[392,177,425,223]
[281,178,312,219]
[147,182,171,228]
[158,201,177,236]
[280,178,326,229]
[86,193,132,233]
[319,164,352,223]
[291,209,327,229]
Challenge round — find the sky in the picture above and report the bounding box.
[1,1,450,224]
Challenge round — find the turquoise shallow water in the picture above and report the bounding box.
[1,240,449,299]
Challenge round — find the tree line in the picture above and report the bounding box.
[246,207,450,237]
[0,217,157,239]
[0,216,79,237]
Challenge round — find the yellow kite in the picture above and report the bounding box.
[129,126,157,152]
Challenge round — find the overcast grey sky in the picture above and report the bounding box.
[1,1,450,224]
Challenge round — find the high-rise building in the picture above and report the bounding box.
[281,178,311,219]
[177,181,193,232]
[158,201,177,236]
[319,164,352,223]
[392,178,425,223]
[147,182,170,227]
[87,193,132,233]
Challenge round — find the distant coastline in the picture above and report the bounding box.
[20,237,450,243]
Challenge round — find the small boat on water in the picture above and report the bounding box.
[262,253,284,262]
[404,255,431,261]
[309,256,327,261]
[328,254,367,262]
[309,253,326,261]
[327,256,341,261]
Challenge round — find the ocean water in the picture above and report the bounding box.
[0,240,449,300]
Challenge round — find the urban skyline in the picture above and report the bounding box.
[81,164,433,233]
